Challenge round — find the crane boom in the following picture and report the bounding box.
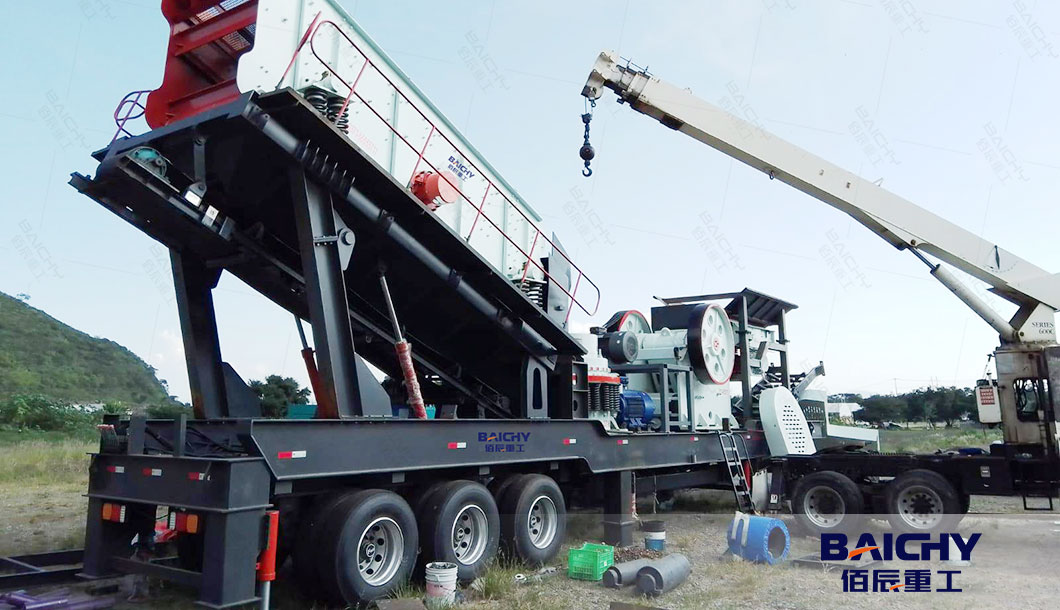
[582,51,1059,344]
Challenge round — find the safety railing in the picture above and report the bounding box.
[112,90,151,144]
[296,19,600,319]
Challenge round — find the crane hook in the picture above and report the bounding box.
[579,101,596,178]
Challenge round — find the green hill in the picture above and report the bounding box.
[0,292,170,404]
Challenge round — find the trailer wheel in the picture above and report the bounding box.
[419,481,500,581]
[499,474,566,565]
[489,473,525,508]
[791,471,865,535]
[884,470,962,533]
[317,489,418,605]
[292,492,353,596]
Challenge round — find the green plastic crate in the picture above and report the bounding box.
[567,543,614,581]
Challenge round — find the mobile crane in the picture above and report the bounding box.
[581,51,1060,534]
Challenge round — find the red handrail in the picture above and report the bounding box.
[112,90,151,144]
[304,20,601,317]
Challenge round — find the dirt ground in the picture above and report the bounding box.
[0,430,1056,609]
[3,488,1057,610]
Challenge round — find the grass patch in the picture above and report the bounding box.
[879,426,1001,454]
[474,558,523,600]
[0,436,93,486]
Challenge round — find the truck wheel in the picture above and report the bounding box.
[489,473,525,507]
[419,481,500,582]
[292,492,352,597]
[884,470,962,533]
[791,471,865,535]
[316,489,418,605]
[499,474,566,565]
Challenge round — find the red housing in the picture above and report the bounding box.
[146,0,260,128]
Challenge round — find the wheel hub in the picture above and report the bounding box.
[897,485,943,529]
[803,485,846,528]
[451,504,488,565]
[527,495,558,549]
[357,517,404,586]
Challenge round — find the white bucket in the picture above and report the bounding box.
[424,561,458,606]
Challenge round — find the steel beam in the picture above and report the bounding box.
[602,470,634,547]
[290,169,361,418]
[171,251,228,419]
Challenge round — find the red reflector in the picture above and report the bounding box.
[446,442,467,449]
[174,512,200,534]
[187,472,206,481]
[142,467,162,477]
[562,438,577,445]
[277,450,307,460]
[101,503,126,523]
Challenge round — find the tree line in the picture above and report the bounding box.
[831,386,978,428]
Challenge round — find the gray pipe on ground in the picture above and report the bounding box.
[635,553,691,597]
[602,558,653,588]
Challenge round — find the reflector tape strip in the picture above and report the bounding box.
[691,436,699,442]
[617,439,629,445]
[277,450,307,460]
[188,472,206,481]
[142,468,162,477]
[446,442,467,449]
[107,465,125,474]
[563,438,577,445]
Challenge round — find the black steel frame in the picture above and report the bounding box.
[68,90,773,607]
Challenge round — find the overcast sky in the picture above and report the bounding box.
[1,1,1058,403]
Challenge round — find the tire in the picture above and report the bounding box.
[419,481,500,582]
[499,474,566,565]
[790,471,865,536]
[292,492,352,597]
[884,469,963,533]
[316,489,419,606]
[489,473,525,508]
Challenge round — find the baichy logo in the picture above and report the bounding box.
[477,431,530,453]
[822,532,980,593]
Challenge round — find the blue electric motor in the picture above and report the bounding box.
[619,390,656,430]
[726,513,790,565]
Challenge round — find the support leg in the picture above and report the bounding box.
[171,251,228,419]
[198,509,265,608]
[602,471,635,547]
[290,169,361,418]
